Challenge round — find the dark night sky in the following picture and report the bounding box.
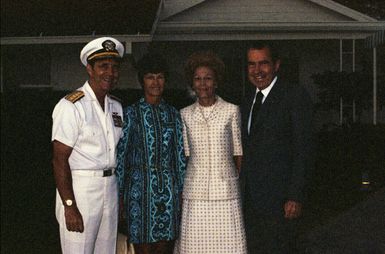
[1,0,384,37]
[1,0,160,36]
[334,0,385,20]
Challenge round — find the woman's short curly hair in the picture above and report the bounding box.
[185,51,225,88]
[136,52,169,85]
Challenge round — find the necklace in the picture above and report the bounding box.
[198,100,217,122]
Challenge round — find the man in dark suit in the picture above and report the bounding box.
[240,42,314,253]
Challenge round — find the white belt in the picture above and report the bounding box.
[71,168,115,177]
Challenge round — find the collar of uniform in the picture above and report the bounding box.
[82,81,114,114]
[83,81,112,104]
[83,81,98,101]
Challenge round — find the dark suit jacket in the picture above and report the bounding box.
[240,78,314,217]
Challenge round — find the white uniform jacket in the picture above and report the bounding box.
[181,96,243,200]
[52,81,123,170]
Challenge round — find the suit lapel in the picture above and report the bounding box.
[206,97,222,122]
[192,102,206,124]
[241,90,255,135]
[250,80,285,134]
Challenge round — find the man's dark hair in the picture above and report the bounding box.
[247,41,280,63]
[136,52,169,85]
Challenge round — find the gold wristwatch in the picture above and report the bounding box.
[64,199,74,207]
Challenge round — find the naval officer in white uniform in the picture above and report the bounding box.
[52,37,124,254]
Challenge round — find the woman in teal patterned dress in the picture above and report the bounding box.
[116,53,186,254]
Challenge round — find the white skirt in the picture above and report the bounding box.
[175,198,247,254]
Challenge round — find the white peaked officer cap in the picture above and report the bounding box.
[80,37,125,66]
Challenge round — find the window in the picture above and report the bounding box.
[2,45,51,89]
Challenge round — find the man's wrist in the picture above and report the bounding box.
[63,199,76,207]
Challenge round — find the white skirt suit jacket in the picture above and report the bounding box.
[180,96,243,201]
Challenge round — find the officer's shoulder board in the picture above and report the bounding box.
[65,90,84,103]
[109,94,122,103]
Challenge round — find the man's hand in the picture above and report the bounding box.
[284,200,302,219]
[64,206,84,232]
[53,140,83,232]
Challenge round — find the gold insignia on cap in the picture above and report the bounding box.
[65,91,84,103]
[87,40,119,62]
[102,40,116,51]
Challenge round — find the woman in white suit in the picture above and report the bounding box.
[175,51,247,254]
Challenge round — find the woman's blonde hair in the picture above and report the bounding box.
[185,51,225,88]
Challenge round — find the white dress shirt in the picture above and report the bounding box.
[247,76,278,134]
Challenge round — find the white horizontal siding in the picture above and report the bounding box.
[163,0,354,23]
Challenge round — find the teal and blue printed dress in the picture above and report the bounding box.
[116,98,186,244]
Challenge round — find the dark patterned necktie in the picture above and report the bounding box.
[250,91,264,130]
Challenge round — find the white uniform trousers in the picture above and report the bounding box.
[56,172,118,254]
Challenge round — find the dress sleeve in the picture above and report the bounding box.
[175,110,187,193]
[116,107,133,200]
[232,106,243,156]
[181,111,190,157]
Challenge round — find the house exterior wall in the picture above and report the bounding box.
[1,44,141,91]
[298,40,341,127]
[148,39,384,126]
[49,44,141,91]
[164,0,353,23]
[50,44,86,90]
[2,39,382,125]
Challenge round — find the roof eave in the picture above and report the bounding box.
[0,34,152,52]
[156,21,385,31]
[153,22,385,41]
